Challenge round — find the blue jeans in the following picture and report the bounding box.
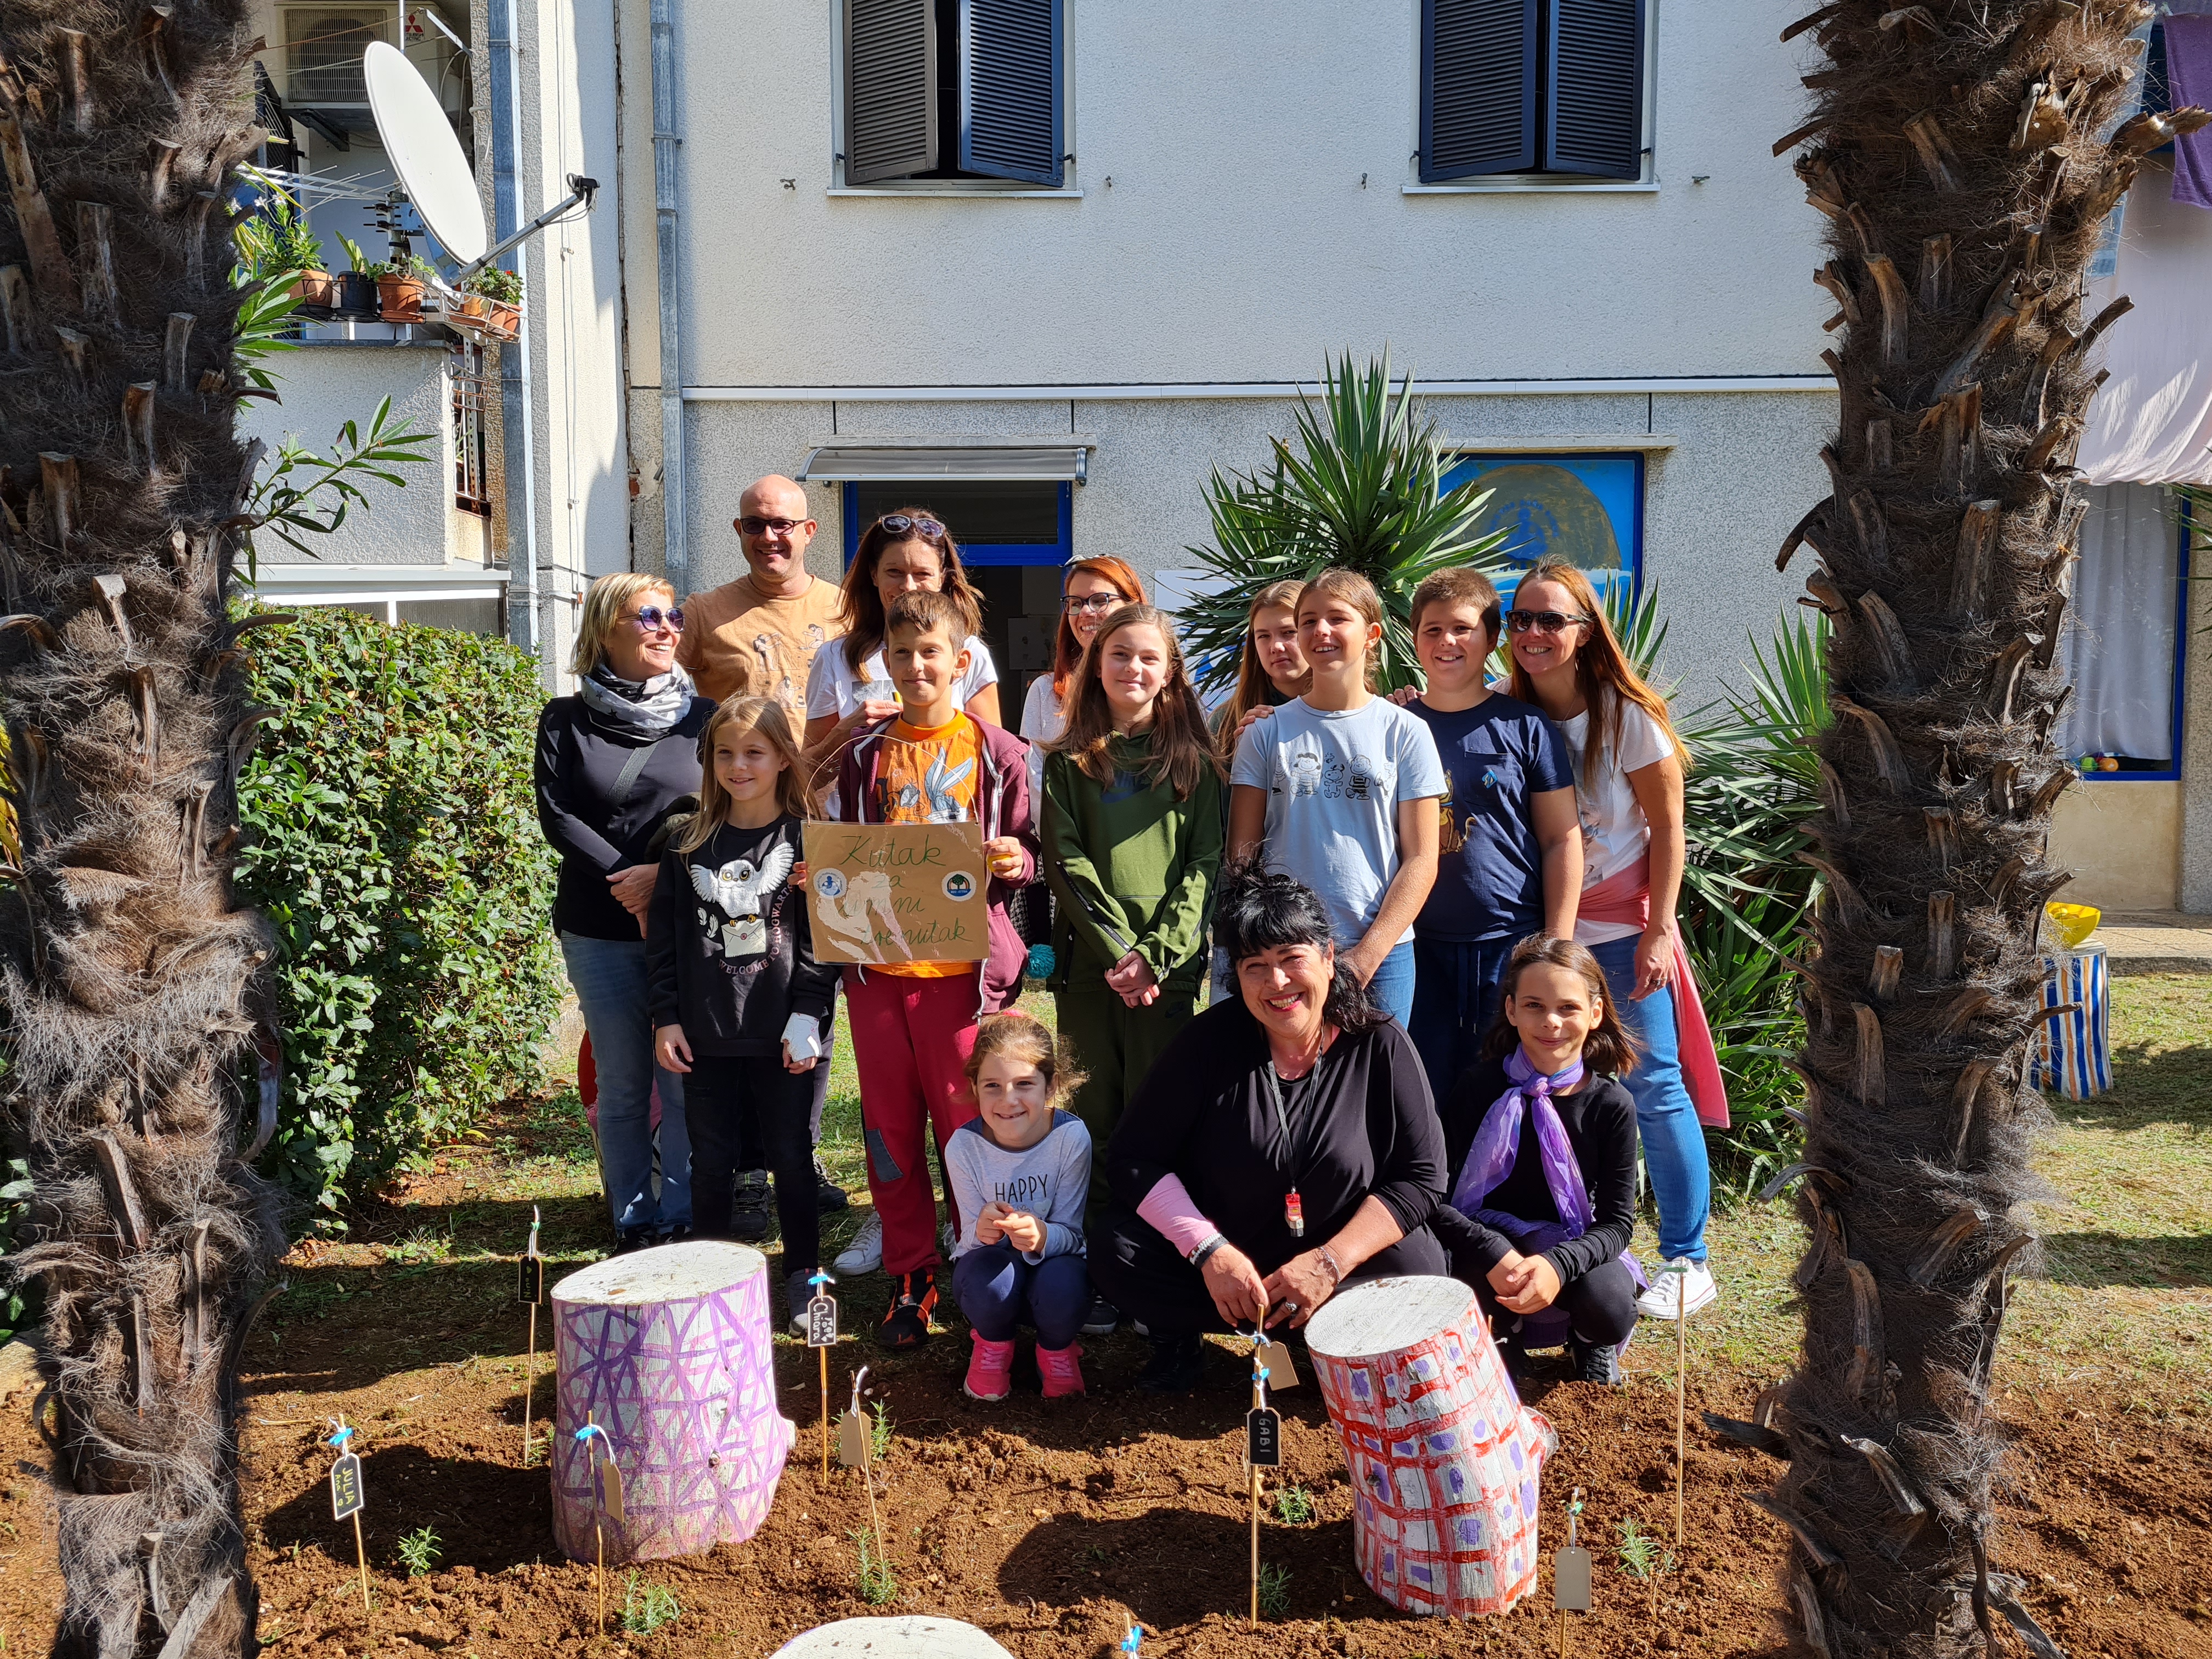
[1362,940,1417,1030]
[1590,934,1709,1263]
[952,1244,1090,1349]
[562,933,691,1234]
[1407,935,1518,1107]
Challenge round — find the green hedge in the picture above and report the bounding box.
[236,607,564,1222]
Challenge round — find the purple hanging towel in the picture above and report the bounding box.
[2168,18,2212,210]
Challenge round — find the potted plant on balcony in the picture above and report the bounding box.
[376,253,435,324]
[334,235,382,320]
[269,198,331,310]
[462,265,523,338]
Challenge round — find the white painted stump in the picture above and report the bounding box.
[550,1240,794,1563]
[1305,1275,1557,1617]
[769,1618,1014,1658]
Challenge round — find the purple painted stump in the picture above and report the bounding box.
[551,1240,794,1563]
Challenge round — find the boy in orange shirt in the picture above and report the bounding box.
[830,589,1037,1348]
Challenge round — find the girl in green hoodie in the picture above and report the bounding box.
[1041,602,1225,1333]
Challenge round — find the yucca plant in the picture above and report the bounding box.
[1179,353,1511,694]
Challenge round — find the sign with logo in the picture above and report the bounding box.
[802,822,989,966]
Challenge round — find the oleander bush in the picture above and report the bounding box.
[235,607,563,1224]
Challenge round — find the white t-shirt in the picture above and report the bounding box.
[804,634,1000,724]
[1018,675,1067,798]
[1558,701,1675,946]
[1229,697,1447,952]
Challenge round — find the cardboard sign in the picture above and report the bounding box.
[329,1452,364,1521]
[837,1407,871,1469]
[802,821,989,966]
[1554,1546,1592,1611]
[1245,1408,1282,1469]
[517,1255,544,1306]
[806,1294,838,1348]
[1254,1336,1299,1391]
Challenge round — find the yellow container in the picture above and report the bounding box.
[2046,902,2100,950]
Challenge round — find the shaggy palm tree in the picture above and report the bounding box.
[1178,353,1510,693]
[0,9,285,1657]
[1749,4,2207,1655]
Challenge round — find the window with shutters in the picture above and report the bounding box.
[1419,0,1650,185]
[837,0,1070,191]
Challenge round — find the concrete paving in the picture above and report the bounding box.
[2088,911,2212,977]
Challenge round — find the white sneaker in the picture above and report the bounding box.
[833,1212,884,1277]
[1636,1260,1717,1321]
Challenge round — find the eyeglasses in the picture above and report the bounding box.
[876,514,947,541]
[737,515,807,536]
[621,605,685,634]
[1063,592,1126,616]
[1505,608,1591,635]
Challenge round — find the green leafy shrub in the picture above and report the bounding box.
[235,608,562,1222]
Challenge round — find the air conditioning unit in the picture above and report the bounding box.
[281,5,392,106]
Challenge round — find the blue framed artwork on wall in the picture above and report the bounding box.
[1440,453,1645,602]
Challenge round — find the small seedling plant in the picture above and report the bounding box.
[620,1575,681,1634]
[869,1399,894,1464]
[1274,1485,1315,1526]
[1257,1562,1293,1618]
[394,1526,440,1578]
[849,1528,897,1606]
[1616,1516,1677,1620]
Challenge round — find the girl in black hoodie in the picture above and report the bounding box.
[650,697,838,1329]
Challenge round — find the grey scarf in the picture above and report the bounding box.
[580,661,696,738]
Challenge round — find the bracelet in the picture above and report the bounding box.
[1188,1233,1228,1270]
[1314,1245,1344,1287]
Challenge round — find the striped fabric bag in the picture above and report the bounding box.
[2028,941,2111,1101]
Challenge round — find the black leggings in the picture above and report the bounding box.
[687,1053,819,1275]
[738,1025,832,1168]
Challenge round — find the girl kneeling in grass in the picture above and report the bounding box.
[946,1013,1094,1401]
[1432,934,1643,1386]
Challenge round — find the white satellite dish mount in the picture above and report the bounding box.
[360,39,595,286]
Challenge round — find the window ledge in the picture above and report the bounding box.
[1403,179,1659,195]
[828,184,1082,199]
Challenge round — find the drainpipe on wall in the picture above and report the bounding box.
[490,0,545,673]
[650,0,687,596]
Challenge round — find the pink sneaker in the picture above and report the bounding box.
[963,1332,1015,1402]
[1037,1341,1086,1399]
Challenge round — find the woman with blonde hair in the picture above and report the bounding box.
[1209,577,1311,753]
[535,571,714,1251]
[1504,557,1726,1322]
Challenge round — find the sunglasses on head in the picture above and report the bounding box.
[736,515,806,536]
[876,514,947,541]
[1505,608,1591,635]
[622,605,685,634]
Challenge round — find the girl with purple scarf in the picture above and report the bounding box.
[1430,935,1643,1385]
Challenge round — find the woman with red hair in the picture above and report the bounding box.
[1018,557,1148,778]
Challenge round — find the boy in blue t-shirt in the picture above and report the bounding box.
[1404,568,1584,1100]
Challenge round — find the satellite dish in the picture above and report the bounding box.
[362,40,488,264]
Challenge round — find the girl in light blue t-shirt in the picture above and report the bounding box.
[1226,569,1446,1028]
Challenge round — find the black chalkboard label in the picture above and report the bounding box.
[330,1452,364,1521]
[806,1295,838,1348]
[517,1255,544,1306]
[1246,1408,1282,1468]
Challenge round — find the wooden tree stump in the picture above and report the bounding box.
[551,1240,794,1562]
[1305,1276,1556,1618]
[770,1618,1014,1658]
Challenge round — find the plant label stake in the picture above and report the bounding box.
[839,1369,889,1592]
[1553,1488,1590,1658]
[517,1206,545,1467]
[1660,1260,1691,1549]
[1121,1626,1141,1657]
[1254,1333,1299,1391]
[326,1419,369,1612]
[806,1269,837,1477]
[1244,1338,1282,1628]
[574,1417,622,1633]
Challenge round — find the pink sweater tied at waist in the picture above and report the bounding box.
[1579,856,1730,1129]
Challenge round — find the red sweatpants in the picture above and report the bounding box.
[844,967,981,1277]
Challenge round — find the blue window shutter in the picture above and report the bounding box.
[1543,0,1645,179]
[958,0,1063,186]
[847,0,938,184]
[1421,0,1538,183]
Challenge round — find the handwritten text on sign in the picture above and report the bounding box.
[802,821,989,966]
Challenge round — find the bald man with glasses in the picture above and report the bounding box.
[676,475,847,725]
[676,474,853,1227]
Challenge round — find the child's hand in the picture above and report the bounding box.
[654,1024,693,1074]
[982,836,1025,881]
[781,1039,816,1074]
[973,1201,1008,1245]
[1106,950,1160,1008]
[1232,705,1274,746]
[790,861,808,885]
[998,1210,1045,1254]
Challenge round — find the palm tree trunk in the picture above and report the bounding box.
[0,8,283,1658]
[1769,3,2206,1655]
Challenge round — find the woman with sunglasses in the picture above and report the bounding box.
[1503,558,1726,1324]
[535,573,715,1252]
[803,510,1001,779]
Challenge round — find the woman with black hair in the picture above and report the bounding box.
[1091,861,1450,1392]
